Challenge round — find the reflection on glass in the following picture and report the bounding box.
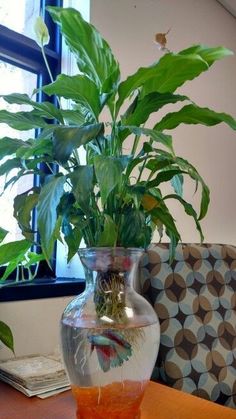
[0,61,37,242]
[0,0,40,40]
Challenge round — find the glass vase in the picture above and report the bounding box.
[61,247,160,419]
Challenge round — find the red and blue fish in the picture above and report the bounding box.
[88,330,132,372]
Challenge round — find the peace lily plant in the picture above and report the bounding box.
[0,7,236,352]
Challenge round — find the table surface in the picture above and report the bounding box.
[0,380,235,419]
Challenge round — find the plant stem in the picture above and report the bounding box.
[41,45,54,84]
[41,44,61,110]
[131,134,140,156]
[137,156,148,183]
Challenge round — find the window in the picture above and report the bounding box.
[0,0,90,300]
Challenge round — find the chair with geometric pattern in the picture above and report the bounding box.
[138,243,236,409]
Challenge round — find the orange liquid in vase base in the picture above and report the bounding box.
[72,380,148,419]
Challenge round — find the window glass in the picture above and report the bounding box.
[0,0,40,39]
[0,61,37,243]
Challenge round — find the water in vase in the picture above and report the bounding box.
[61,321,159,419]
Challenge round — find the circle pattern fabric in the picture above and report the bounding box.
[139,244,236,409]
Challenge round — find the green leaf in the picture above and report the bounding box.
[116,52,208,114]
[0,158,22,176]
[175,156,210,220]
[42,74,101,120]
[14,190,39,241]
[0,109,47,130]
[47,6,120,93]
[0,321,14,353]
[69,166,94,212]
[37,175,65,260]
[61,109,89,126]
[97,214,118,246]
[154,104,236,131]
[122,92,188,127]
[142,46,233,97]
[145,156,174,172]
[147,169,187,189]
[171,174,184,197]
[120,126,173,152]
[16,138,53,159]
[0,137,27,159]
[94,156,123,206]
[0,239,31,266]
[1,93,64,123]
[63,223,82,262]
[116,45,233,114]
[179,45,233,66]
[23,252,45,268]
[53,123,103,163]
[119,209,152,248]
[164,194,204,241]
[0,227,8,243]
[151,206,181,245]
[0,260,20,281]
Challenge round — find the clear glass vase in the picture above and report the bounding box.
[61,247,160,419]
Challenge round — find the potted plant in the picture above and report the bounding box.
[0,6,236,417]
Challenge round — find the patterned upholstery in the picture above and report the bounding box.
[139,243,236,408]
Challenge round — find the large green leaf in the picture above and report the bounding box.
[0,109,47,130]
[147,154,210,220]
[142,46,233,97]
[171,174,184,197]
[53,123,103,163]
[116,45,233,114]
[116,53,207,114]
[16,138,53,159]
[47,6,120,94]
[1,93,64,123]
[0,137,27,159]
[94,155,123,206]
[164,194,204,241]
[62,222,82,262]
[122,92,188,127]
[0,158,22,177]
[0,321,14,353]
[61,109,89,126]
[14,189,39,241]
[146,169,186,189]
[0,227,8,243]
[69,165,94,212]
[179,45,233,66]
[37,175,65,260]
[97,214,118,247]
[150,206,181,257]
[155,104,236,131]
[0,239,31,266]
[145,156,175,172]
[119,209,152,248]
[42,74,101,120]
[120,126,173,152]
[175,156,210,220]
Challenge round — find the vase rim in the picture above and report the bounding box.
[78,246,144,256]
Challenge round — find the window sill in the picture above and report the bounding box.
[0,277,85,302]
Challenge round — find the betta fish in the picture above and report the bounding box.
[88,329,132,372]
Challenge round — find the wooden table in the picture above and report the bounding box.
[0,380,235,418]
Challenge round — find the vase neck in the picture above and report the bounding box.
[78,247,143,289]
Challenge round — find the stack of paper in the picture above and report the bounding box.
[0,355,70,397]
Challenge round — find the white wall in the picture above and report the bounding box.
[0,297,73,359]
[1,0,236,360]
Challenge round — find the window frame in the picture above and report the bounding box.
[0,0,85,300]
